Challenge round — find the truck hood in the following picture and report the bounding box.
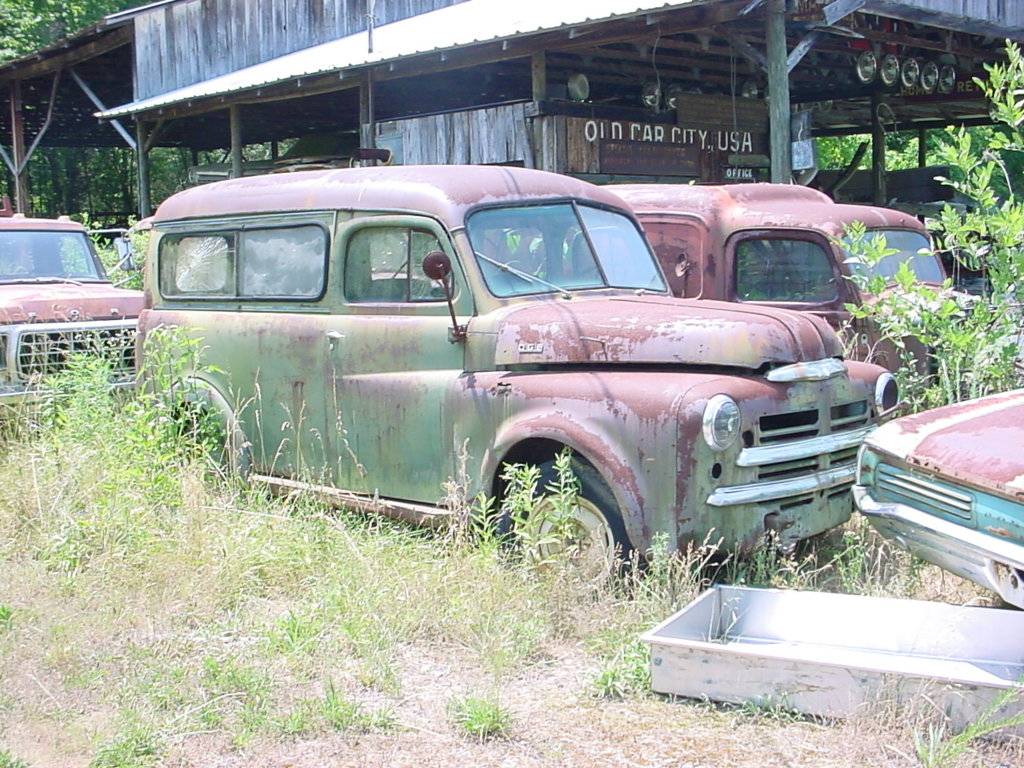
[0,282,144,324]
[477,295,842,369]
[865,389,1024,500]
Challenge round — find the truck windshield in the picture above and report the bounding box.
[0,230,103,282]
[466,203,665,297]
[844,229,944,284]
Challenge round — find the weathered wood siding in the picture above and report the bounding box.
[863,0,1024,36]
[134,0,466,99]
[375,103,533,166]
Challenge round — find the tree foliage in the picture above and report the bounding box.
[844,42,1024,411]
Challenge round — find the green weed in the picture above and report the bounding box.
[448,694,513,741]
[0,605,12,632]
[89,723,160,768]
[0,750,29,768]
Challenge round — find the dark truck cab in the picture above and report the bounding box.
[615,183,946,371]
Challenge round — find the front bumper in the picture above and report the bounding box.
[854,485,1024,608]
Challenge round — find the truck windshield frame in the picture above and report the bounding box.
[0,229,106,283]
[465,201,667,298]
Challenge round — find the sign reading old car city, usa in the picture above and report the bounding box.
[565,94,770,181]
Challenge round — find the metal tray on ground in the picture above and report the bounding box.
[641,586,1024,731]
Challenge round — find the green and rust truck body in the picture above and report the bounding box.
[143,165,894,555]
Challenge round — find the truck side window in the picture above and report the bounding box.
[735,238,837,303]
[345,226,448,303]
[239,226,326,298]
[160,234,234,297]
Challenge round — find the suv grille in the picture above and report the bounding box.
[876,464,973,521]
[16,325,136,380]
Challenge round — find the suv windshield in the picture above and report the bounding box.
[0,230,103,283]
[843,229,943,284]
[466,203,665,297]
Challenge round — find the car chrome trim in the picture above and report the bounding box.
[707,464,856,507]
[765,358,846,383]
[854,485,1024,608]
[738,424,875,467]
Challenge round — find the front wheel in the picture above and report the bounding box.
[529,457,633,572]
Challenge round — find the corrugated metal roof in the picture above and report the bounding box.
[98,0,706,118]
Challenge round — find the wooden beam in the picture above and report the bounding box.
[136,120,151,217]
[766,0,791,183]
[69,68,136,149]
[0,27,130,84]
[871,90,887,205]
[229,104,242,178]
[823,0,866,26]
[8,81,28,213]
[787,31,822,74]
[918,127,927,168]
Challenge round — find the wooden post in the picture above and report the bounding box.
[9,81,29,213]
[270,140,279,161]
[766,0,791,183]
[136,119,152,218]
[229,104,243,179]
[359,70,376,151]
[917,127,927,168]
[531,52,547,102]
[871,91,887,205]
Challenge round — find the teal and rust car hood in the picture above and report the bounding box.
[864,389,1024,501]
[478,295,843,369]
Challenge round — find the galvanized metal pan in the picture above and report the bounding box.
[642,586,1024,733]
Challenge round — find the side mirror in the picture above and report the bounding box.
[421,250,465,342]
[112,236,138,271]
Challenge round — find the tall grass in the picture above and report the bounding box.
[0,331,1014,766]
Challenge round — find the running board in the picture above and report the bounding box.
[251,474,452,528]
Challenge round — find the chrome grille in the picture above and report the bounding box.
[759,408,818,443]
[876,464,974,521]
[16,324,136,380]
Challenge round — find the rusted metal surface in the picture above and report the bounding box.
[614,183,944,371]
[146,165,889,555]
[856,390,1024,607]
[152,165,633,228]
[864,389,1024,500]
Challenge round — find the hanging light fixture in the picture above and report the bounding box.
[567,73,590,102]
[641,81,661,110]
[919,61,939,94]
[879,54,900,87]
[855,50,878,84]
[665,83,686,110]
[938,64,957,94]
[900,57,921,89]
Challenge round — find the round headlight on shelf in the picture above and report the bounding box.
[855,50,878,84]
[874,373,899,413]
[938,64,957,94]
[702,394,741,452]
[880,54,901,87]
[920,61,940,93]
[901,57,921,89]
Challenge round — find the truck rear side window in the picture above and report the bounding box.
[735,238,837,303]
[159,225,327,299]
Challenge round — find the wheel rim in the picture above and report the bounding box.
[534,496,616,570]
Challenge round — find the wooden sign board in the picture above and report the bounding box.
[565,94,769,182]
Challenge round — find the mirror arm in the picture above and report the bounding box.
[438,275,466,343]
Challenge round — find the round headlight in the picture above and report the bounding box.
[703,394,741,452]
[874,373,899,413]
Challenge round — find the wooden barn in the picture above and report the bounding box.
[2,0,1023,217]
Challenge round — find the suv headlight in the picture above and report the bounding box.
[702,394,741,451]
[874,373,899,413]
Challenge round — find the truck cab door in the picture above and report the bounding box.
[325,215,473,504]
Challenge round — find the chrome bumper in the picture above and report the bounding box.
[854,485,1024,609]
[707,464,856,507]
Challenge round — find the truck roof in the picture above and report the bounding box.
[0,214,88,232]
[614,183,925,238]
[153,165,634,227]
